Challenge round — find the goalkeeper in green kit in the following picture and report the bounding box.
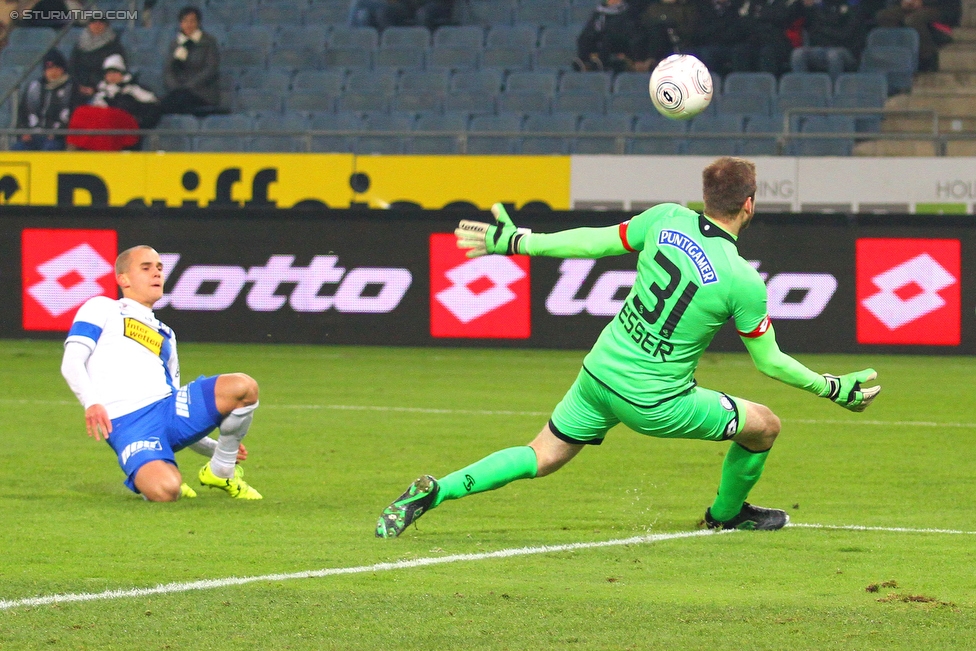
[376,157,881,538]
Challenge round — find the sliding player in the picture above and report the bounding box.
[377,156,880,537]
[61,245,263,501]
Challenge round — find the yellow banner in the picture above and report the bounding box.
[0,152,570,209]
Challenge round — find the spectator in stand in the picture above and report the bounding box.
[69,16,127,100]
[159,6,220,115]
[13,49,78,151]
[743,0,802,75]
[689,0,753,76]
[67,54,162,152]
[575,0,640,73]
[875,0,961,71]
[349,0,455,31]
[790,0,868,80]
[631,0,699,72]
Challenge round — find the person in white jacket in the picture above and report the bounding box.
[90,54,161,128]
[61,245,263,502]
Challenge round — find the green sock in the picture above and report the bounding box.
[709,443,770,522]
[433,446,538,507]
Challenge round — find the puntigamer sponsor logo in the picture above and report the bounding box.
[658,230,718,284]
[155,254,412,314]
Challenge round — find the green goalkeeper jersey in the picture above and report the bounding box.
[580,203,768,406]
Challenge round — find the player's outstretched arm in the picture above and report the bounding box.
[456,203,632,259]
[742,324,881,412]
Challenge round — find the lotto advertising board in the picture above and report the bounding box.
[2,208,973,354]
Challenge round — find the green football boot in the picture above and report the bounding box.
[705,502,788,531]
[376,475,439,538]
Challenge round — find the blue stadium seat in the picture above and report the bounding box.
[309,112,364,152]
[325,27,378,68]
[468,114,523,154]
[532,47,578,72]
[275,25,329,50]
[336,69,398,113]
[433,25,485,48]
[559,71,611,94]
[740,113,783,156]
[858,46,915,95]
[286,90,339,113]
[717,92,771,117]
[499,71,558,114]
[393,70,450,112]
[452,69,505,93]
[195,114,255,152]
[538,25,578,49]
[521,112,577,154]
[486,24,539,49]
[866,27,920,63]
[381,26,432,48]
[408,112,468,154]
[120,26,163,53]
[627,114,688,155]
[464,0,515,26]
[155,114,200,152]
[777,72,831,114]
[832,72,887,132]
[686,114,744,155]
[292,69,347,93]
[305,0,352,25]
[552,89,605,114]
[573,113,632,154]
[792,115,855,156]
[505,71,558,94]
[374,46,427,70]
[250,113,312,152]
[569,0,596,24]
[515,0,568,26]
[235,89,284,114]
[445,69,502,113]
[357,112,415,154]
[204,0,255,26]
[722,72,777,97]
[427,47,480,71]
[609,72,650,113]
[253,1,304,25]
[480,47,533,72]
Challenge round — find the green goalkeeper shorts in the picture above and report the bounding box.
[548,367,748,445]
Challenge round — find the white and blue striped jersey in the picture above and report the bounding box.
[64,296,180,419]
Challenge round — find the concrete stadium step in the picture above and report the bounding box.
[885,91,976,117]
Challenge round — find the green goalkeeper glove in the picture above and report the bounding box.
[455,203,531,258]
[820,369,881,412]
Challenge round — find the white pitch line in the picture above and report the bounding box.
[0,529,719,611]
[3,398,976,429]
[3,522,976,612]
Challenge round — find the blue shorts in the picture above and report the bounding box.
[107,376,223,493]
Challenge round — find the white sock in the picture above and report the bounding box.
[209,402,258,479]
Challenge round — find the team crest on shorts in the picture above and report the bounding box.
[120,437,163,465]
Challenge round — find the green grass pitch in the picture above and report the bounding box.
[1,340,975,650]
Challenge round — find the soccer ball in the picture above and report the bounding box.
[649,54,713,121]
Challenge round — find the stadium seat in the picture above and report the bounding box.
[858,46,916,95]
[433,25,485,48]
[468,114,523,154]
[374,46,427,71]
[609,72,651,113]
[427,47,480,71]
[336,69,398,113]
[573,113,633,154]
[722,72,777,97]
[832,72,887,132]
[381,26,432,48]
[309,111,364,152]
[515,0,568,26]
[250,113,312,152]
[120,26,163,53]
[717,92,771,117]
[275,25,329,50]
[292,69,347,93]
[559,71,612,94]
[627,114,688,155]
[520,112,577,154]
[792,115,855,156]
[480,47,534,72]
[538,25,578,49]
[227,25,276,53]
[195,114,255,152]
[408,112,469,154]
[464,0,515,26]
[740,113,783,156]
[235,89,284,114]
[393,70,451,112]
[204,0,254,26]
[569,0,596,24]
[325,27,378,68]
[777,72,832,113]
[499,71,558,114]
[486,24,539,49]
[305,0,352,25]
[866,27,920,63]
[445,69,503,113]
[532,47,578,72]
[286,89,339,113]
[357,112,415,154]
[686,114,744,155]
[253,1,304,25]
[154,114,200,152]
[505,71,558,95]
[552,90,605,115]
